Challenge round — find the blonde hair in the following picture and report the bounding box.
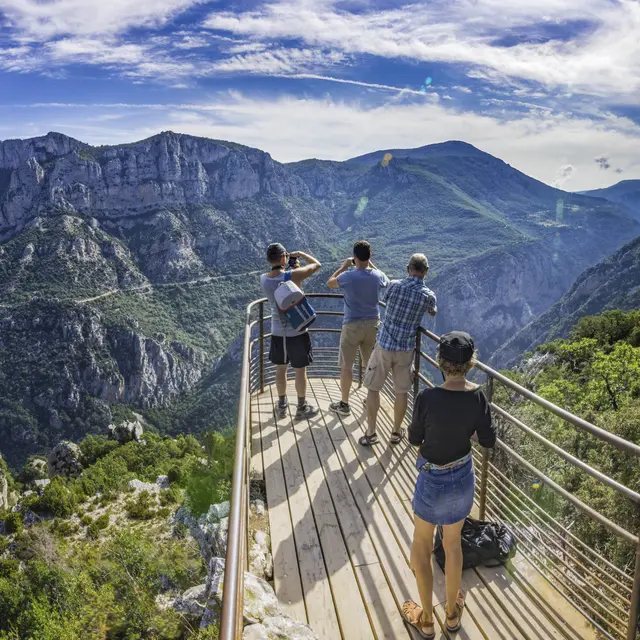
[437,349,478,377]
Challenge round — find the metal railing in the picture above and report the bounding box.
[220,294,640,640]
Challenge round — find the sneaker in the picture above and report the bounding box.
[274,402,288,420]
[329,401,351,416]
[295,403,319,420]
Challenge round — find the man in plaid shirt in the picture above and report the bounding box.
[360,253,437,447]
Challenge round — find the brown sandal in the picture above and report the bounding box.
[402,600,435,639]
[445,590,466,632]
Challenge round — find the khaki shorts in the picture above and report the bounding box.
[363,344,414,394]
[339,319,379,369]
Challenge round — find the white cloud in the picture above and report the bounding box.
[212,47,346,74]
[0,0,204,39]
[203,0,640,100]
[7,93,640,191]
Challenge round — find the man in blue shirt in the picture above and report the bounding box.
[360,253,437,446]
[327,241,389,415]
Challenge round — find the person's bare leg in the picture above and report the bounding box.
[294,367,307,402]
[411,515,436,625]
[366,389,380,436]
[394,392,408,433]
[442,520,465,620]
[340,366,353,404]
[275,364,288,398]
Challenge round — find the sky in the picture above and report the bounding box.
[0,0,639,191]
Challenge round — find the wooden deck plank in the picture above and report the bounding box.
[475,564,566,640]
[257,380,594,640]
[315,514,376,640]
[355,563,442,640]
[257,389,307,623]
[307,381,422,640]
[273,395,341,639]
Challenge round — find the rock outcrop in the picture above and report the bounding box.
[174,501,230,563]
[108,419,144,444]
[493,234,640,367]
[0,132,308,234]
[48,440,84,478]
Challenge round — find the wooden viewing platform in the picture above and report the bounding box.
[251,377,598,640]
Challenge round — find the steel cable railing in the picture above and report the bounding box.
[220,294,640,640]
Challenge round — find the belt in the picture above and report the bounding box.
[421,453,471,472]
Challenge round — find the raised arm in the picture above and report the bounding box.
[327,258,353,289]
[290,251,321,286]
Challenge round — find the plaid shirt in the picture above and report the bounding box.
[378,276,437,351]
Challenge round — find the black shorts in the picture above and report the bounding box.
[269,333,313,369]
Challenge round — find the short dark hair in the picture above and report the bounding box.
[353,240,371,262]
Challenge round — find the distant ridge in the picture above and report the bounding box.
[580,179,640,220]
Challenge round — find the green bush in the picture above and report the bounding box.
[80,515,93,527]
[125,491,156,520]
[1,511,23,536]
[37,477,78,518]
[159,486,181,506]
[185,432,234,517]
[52,519,79,537]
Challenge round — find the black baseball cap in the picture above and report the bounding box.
[266,242,287,261]
[439,331,475,363]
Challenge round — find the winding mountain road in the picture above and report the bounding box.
[0,270,262,309]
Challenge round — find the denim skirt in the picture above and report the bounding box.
[412,454,475,526]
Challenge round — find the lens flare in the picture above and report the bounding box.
[419,87,427,94]
[425,77,432,85]
[381,152,393,167]
[531,481,541,490]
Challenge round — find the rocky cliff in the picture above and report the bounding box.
[0,132,308,236]
[492,235,640,367]
[1,131,639,465]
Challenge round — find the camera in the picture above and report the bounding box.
[289,256,298,268]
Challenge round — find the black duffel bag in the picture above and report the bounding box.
[433,517,517,571]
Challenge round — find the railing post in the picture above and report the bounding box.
[358,349,363,387]
[259,301,265,394]
[628,534,640,639]
[413,330,422,402]
[478,375,493,520]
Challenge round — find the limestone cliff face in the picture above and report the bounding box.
[0,299,207,453]
[0,132,308,235]
[492,235,640,368]
[430,230,634,358]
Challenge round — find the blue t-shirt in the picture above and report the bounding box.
[337,268,389,323]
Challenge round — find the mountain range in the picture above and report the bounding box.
[1,131,638,465]
[580,180,640,220]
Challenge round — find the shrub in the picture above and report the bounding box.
[37,477,77,518]
[80,515,93,527]
[159,486,180,506]
[125,491,156,520]
[52,520,79,537]
[1,511,23,536]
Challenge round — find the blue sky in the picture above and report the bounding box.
[1,0,639,190]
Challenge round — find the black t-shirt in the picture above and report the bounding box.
[408,386,496,466]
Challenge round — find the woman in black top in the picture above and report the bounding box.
[402,331,496,638]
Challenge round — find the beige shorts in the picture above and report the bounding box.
[363,344,414,394]
[339,319,379,369]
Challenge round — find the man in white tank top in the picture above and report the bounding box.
[260,243,322,420]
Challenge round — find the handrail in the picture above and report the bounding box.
[219,299,260,639]
[221,293,640,640]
